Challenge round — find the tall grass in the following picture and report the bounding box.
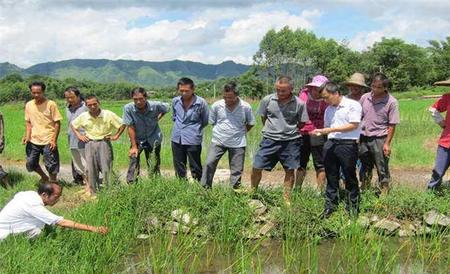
[0,174,448,273]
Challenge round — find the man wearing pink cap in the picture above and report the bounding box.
[296,75,329,191]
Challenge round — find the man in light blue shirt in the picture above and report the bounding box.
[171,77,209,181]
[64,87,88,193]
[123,87,169,183]
[201,82,255,189]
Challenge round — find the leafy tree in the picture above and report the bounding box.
[362,38,433,91]
[428,36,450,82]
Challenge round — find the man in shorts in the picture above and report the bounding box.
[22,81,62,183]
[251,75,309,206]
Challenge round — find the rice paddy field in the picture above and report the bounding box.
[0,173,449,273]
[0,97,449,273]
[0,98,443,169]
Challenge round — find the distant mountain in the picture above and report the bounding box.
[0,62,22,76]
[0,59,250,87]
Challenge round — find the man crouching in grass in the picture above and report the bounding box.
[0,183,108,240]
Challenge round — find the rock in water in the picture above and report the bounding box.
[137,234,150,239]
[259,221,275,236]
[248,199,267,216]
[374,218,401,235]
[424,210,450,227]
[398,224,416,237]
[356,216,370,228]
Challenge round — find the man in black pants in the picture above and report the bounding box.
[171,78,209,181]
[312,82,362,218]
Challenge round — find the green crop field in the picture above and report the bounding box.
[0,173,448,273]
[0,97,442,170]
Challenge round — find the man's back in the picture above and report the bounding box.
[0,191,62,240]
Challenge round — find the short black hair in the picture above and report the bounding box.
[37,183,61,196]
[85,95,99,103]
[29,81,46,91]
[130,87,147,98]
[223,81,239,95]
[319,82,341,95]
[64,86,83,99]
[371,72,391,89]
[177,77,195,89]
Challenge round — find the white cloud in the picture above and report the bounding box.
[222,10,318,46]
[0,1,448,67]
[348,16,450,51]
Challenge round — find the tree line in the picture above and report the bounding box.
[253,27,450,92]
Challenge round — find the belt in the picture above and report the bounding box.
[360,135,387,141]
[89,139,109,142]
[328,139,357,145]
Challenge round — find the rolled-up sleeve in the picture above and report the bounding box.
[24,204,63,226]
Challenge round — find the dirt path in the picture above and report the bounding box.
[3,158,436,191]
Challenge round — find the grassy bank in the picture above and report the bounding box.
[0,174,448,273]
[0,97,444,170]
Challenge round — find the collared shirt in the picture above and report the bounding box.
[298,88,328,134]
[171,95,209,145]
[210,98,256,148]
[431,93,450,148]
[66,102,88,149]
[123,100,169,146]
[25,99,63,145]
[71,109,123,140]
[0,191,63,240]
[360,92,400,137]
[324,96,362,140]
[257,93,309,141]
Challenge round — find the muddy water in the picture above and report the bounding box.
[124,237,449,273]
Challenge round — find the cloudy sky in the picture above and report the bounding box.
[0,0,449,67]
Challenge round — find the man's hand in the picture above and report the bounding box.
[78,135,90,143]
[94,226,109,234]
[311,128,330,136]
[21,136,29,145]
[129,147,138,157]
[108,134,121,141]
[49,140,57,151]
[383,143,391,157]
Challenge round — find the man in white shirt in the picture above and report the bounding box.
[0,183,108,240]
[312,82,362,218]
[200,82,256,189]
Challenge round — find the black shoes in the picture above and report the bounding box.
[319,208,335,219]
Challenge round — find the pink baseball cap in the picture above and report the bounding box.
[305,75,329,88]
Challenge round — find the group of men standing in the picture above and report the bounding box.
[3,74,450,242]
[4,73,450,217]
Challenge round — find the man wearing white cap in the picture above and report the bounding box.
[296,75,329,191]
[427,77,450,191]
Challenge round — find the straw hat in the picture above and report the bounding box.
[433,77,450,86]
[343,72,368,88]
[305,75,329,88]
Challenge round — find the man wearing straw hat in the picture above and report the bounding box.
[343,72,369,101]
[427,77,450,191]
[359,73,400,194]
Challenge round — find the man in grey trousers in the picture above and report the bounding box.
[71,95,125,194]
[200,82,255,189]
